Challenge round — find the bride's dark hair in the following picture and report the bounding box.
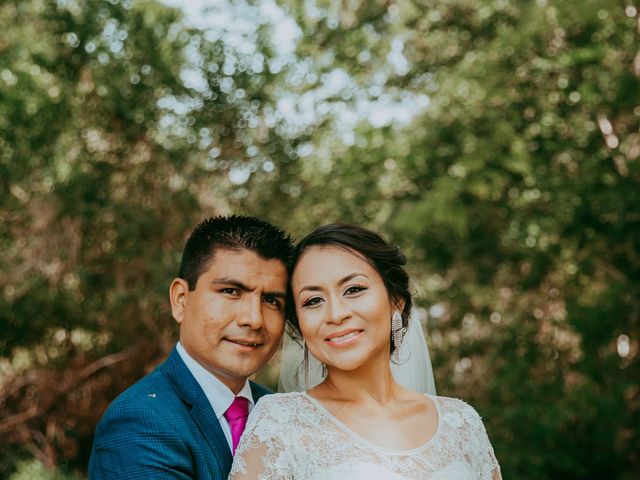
[286,223,412,353]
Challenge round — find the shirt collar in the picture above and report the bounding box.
[176,342,254,420]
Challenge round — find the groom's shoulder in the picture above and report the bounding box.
[96,357,180,426]
[249,380,274,400]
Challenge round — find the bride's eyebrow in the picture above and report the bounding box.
[337,273,368,285]
[297,273,368,297]
[297,285,322,297]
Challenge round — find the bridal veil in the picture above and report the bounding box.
[278,310,437,394]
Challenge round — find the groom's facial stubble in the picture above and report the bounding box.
[170,248,287,393]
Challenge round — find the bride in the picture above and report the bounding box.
[229,224,501,480]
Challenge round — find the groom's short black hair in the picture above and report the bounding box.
[178,215,294,290]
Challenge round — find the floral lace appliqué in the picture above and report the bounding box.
[229,392,500,480]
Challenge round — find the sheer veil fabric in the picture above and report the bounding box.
[278,310,437,394]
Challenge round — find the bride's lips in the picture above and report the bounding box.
[324,329,363,348]
[225,338,263,351]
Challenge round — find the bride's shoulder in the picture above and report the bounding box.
[256,391,306,403]
[429,395,485,424]
[246,392,311,433]
[253,391,308,413]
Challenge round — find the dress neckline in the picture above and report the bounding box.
[300,391,442,455]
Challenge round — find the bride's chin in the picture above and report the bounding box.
[315,344,387,372]
[324,356,372,373]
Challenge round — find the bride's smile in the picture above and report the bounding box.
[324,328,364,347]
[292,245,400,372]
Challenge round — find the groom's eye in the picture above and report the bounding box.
[263,295,283,309]
[220,287,239,295]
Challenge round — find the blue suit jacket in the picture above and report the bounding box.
[89,346,271,479]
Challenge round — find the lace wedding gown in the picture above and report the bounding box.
[230,392,500,480]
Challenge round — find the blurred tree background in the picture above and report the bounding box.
[1,0,638,478]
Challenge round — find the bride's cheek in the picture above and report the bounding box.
[297,316,312,338]
[300,317,321,343]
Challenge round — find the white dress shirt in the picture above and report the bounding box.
[176,342,255,449]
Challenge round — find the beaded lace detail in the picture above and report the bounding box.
[230,392,500,480]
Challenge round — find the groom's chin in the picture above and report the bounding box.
[219,341,278,375]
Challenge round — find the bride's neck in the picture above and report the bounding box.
[318,360,400,404]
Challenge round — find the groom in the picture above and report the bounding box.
[89,215,293,479]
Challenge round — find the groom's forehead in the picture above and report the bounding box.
[204,247,288,280]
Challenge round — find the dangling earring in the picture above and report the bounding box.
[302,338,309,386]
[391,310,405,355]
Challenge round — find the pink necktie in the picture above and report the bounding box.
[224,396,249,454]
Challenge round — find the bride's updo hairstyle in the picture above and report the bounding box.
[287,223,412,353]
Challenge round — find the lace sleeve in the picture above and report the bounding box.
[229,396,293,480]
[462,402,501,480]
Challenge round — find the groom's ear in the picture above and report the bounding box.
[170,278,189,324]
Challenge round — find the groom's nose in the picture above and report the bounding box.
[238,295,264,328]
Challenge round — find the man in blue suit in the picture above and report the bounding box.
[89,216,294,479]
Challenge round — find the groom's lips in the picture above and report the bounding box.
[225,338,263,351]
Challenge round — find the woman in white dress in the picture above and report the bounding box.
[230,224,501,480]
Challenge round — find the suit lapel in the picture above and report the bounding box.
[162,348,233,476]
[250,381,273,403]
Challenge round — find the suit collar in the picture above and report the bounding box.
[161,346,274,473]
[250,380,272,402]
[176,342,255,420]
[161,347,233,475]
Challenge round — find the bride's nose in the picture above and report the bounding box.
[327,296,351,324]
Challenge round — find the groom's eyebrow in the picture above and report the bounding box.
[211,278,250,290]
[211,278,286,297]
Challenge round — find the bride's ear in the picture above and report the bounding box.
[391,297,405,316]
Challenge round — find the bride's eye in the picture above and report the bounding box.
[301,296,323,308]
[344,285,367,296]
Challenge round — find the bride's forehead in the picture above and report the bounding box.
[293,246,376,278]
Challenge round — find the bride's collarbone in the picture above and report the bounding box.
[314,395,439,451]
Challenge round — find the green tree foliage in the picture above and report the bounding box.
[0,0,292,475]
[1,0,638,479]
[242,1,640,478]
